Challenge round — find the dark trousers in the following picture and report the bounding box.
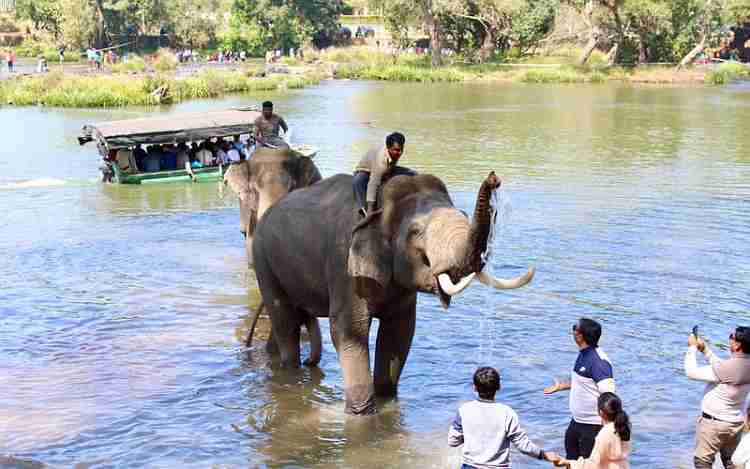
[565,419,602,459]
[352,166,416,210]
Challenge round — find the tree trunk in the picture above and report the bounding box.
[478,27,496,63]
[93,0,106,48]
[578,27,601,65]
[638,36,647,63]
[676,0,713,70]
[577,0,599,66]
[420,0,443,67]
[606,42,619,65]
[676,33,707,70]
[607,3,624,65]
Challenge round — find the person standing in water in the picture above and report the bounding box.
[554,392,631,468]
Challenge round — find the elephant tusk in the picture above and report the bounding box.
[437,272,476,296]
[477,266,535,290]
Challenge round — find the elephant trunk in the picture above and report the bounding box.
[467,171,501,273]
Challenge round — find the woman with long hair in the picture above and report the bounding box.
[554,392,631,468]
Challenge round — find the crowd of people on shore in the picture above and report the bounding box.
[440,317,750,469]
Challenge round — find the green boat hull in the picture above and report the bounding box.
[112,163,225,184]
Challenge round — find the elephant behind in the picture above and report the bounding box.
[224,147,322,264]
[252,171,534,415]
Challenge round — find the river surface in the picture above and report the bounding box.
[1,80,749,468]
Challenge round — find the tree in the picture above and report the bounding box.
[59,0,96,47]
[231,0,346,53]
[621,0,671,62]
[168,0,224,48]
[15,0,62,36]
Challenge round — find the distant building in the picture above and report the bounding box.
[0,0,14,12]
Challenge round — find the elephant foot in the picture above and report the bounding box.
[344,385,376,415]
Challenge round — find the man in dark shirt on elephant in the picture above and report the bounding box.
[352,132,416,218]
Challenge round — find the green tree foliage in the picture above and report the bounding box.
[227,0,347,55]
[15,0,62,35]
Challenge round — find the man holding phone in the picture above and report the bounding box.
[685,326,750,469]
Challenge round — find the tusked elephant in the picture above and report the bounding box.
[224,146,321,265]
[251,170,535,415]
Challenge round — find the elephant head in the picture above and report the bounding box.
[349,171,534,307]
[224,147,321,263]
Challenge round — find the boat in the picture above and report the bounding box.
[78,107,317,184]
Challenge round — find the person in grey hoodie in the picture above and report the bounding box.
[449,366,561,469]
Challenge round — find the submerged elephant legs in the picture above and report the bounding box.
[374,299,416,398]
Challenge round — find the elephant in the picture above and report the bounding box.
[224,147,322,351]
[251,170,535,415]
[223,146,322,265]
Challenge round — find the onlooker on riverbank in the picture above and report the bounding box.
[7,50,15,73]
[544,318,616,461]
[553,392,631,468]
[449,366,561,468]
[685,327,750,468]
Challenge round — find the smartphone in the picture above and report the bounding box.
[692,325,699,337]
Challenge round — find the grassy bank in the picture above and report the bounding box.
[314,47,746,86]
[0,68,325,107]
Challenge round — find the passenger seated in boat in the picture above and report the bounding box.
[160,144,178,171]
[214,140,229,165]
[175,142,190,169]
[189,142,199,162]
[196,141,214,167]
[133,144,147,171]
[232,135,245,154]
[115,147,137,174]
[144,145,162,172]
[226,140,241,163]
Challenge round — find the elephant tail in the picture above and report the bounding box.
[245,301,265,347]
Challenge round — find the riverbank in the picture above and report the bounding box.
[1,48,747,108]
[0,67,325,107]
[317,48,749,85]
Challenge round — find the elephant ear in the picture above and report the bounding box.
[298,158,322,188]
[224,160,253,202]
[348,215,392,299]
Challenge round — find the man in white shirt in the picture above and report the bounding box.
[196,142,213,167]
[685,327,750,469]
[544,318,616,460]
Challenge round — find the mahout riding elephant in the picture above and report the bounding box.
[223,146,321,265]
[251,170,534,415]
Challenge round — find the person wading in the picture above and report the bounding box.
[352,132,415,219]
[544,318,616,461]
[685,326,750,469]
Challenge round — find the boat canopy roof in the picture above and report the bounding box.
[78,107,261,151]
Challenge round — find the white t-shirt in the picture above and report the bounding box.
[226,148,241,162]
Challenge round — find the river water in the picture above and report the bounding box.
[1,80,749,468]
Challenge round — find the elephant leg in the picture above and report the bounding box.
[268,298,301,367]
[373,295,417,398]
[303,316,322,367]
[245,234,254,266]
[255,254,299,367]
[265,327,279,355]
[331,310,375,415]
